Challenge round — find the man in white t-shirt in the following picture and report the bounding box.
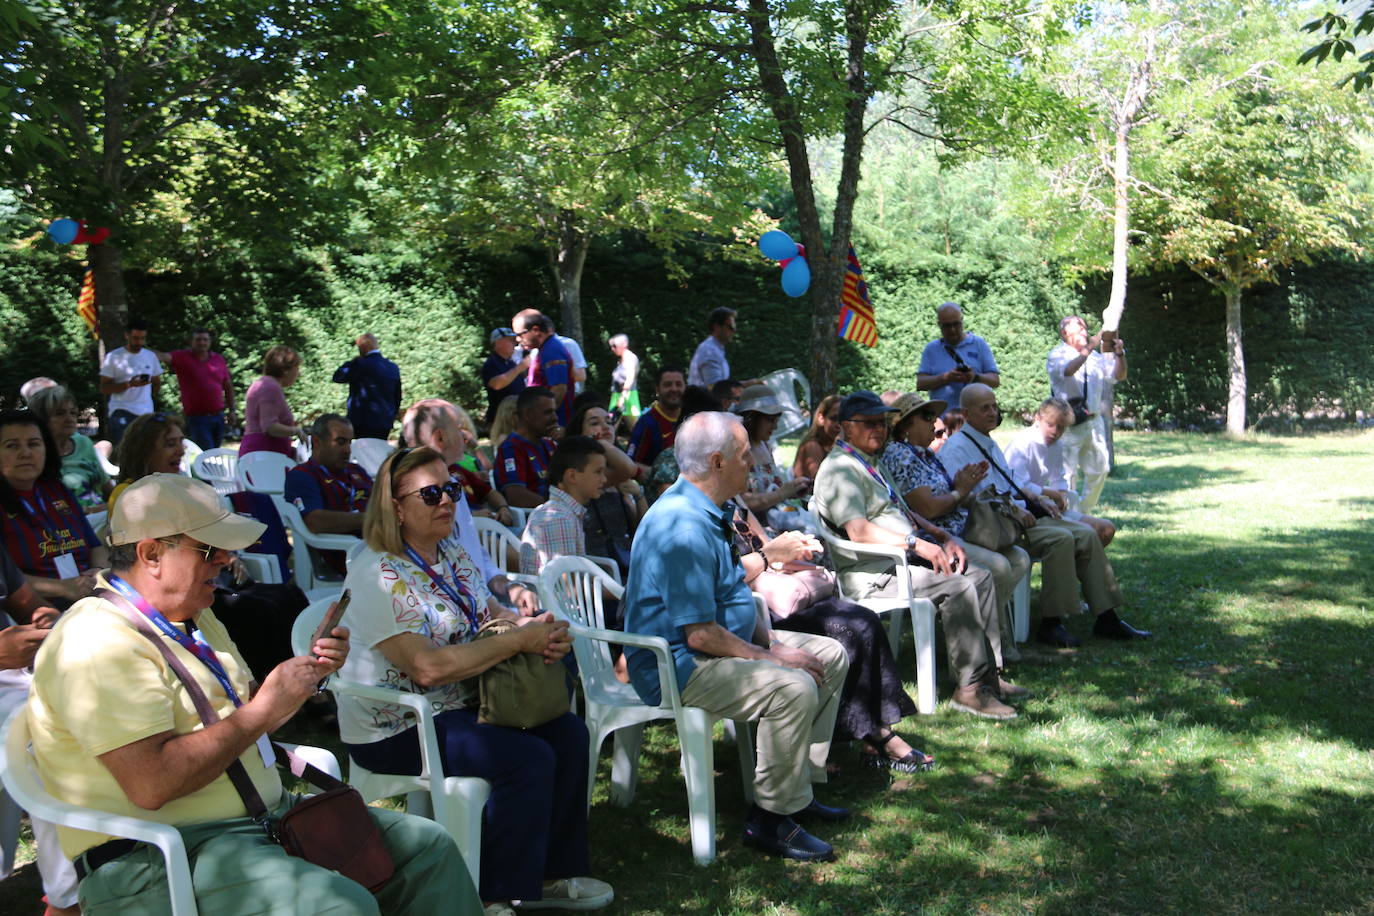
[1045,316,1126,512]
[98,319,163,445]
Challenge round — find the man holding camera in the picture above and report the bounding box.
[916,302,1001,409]
[1047,315,1127,513]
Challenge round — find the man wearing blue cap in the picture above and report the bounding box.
[481,327,530,426]
[813,390,1022,720]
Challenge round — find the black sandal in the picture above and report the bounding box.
[862,731,935,773]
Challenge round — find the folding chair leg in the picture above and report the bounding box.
[677,709,718,866]
[609,724,646,808]
[913,605,938,714]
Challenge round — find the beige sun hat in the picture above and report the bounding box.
[110,474,266,550]
[890,392,949,430]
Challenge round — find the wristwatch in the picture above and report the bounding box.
[905,533,918,551]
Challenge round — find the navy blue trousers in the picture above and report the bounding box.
[347,709,591,902]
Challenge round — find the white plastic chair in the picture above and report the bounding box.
[269,495,358,598]
[474,517,619,585]
[0,709,340,916]
[759,368,812,441]
[177,439,204,478]
[809,499,938,715]
[539,556,756,866]
[1012,567,1031,643]
[350,438,394,478]
[235,452,295,494]
[291,600,490,887]
[191,448,240,497]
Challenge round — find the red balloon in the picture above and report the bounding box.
[72,220,110,245]
[779,256,794,270]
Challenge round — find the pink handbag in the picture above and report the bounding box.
[751,563,836,619]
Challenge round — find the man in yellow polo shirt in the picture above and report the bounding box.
[26,474,480,915]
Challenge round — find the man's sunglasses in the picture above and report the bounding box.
[157,536,228,563]
[398,480,463,506]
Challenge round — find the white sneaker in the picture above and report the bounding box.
[485,905,517,916]
[517,877,615,910]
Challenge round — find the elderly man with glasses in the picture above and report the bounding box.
[916,302,1001,410]
[623,411,850,863]
[811,390,1022,721]
[24,473,479,914]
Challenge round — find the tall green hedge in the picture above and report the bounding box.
[1,241,1369,430]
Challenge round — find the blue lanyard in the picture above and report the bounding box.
[403,544,480,632]
[836,440,925,530]
[107,574,244,707]
[17,488,62,532]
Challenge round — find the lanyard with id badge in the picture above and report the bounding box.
[19,491,82,580]
[104,574,276,768]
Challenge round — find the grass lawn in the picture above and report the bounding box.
[3,430,1372,914]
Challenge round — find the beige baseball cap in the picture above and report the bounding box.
[110,474,266,550]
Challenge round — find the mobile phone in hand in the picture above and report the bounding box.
[310,589,351,653]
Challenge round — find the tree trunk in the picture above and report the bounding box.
[89,240,127,352]
[1102,127,1131,334]
[548,210,589,346]
[745,0,872,397]
[1224,285,1246,434]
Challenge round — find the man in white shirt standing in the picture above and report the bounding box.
[1005,398,1118,547]
[941,384,1148,648]
[1046,315,1127,512]
[98,319,162,445]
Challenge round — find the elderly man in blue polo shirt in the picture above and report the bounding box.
[622,412,850,863]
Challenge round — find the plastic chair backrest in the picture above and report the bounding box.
[236,452,295,494]
[540,556,639,708]
[191,448,240,497]
[178,439,204,477]
[350,438,394,478]
[760,368,812,441]
[472,517,520,575]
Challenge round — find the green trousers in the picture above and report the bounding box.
[77,794,481,916]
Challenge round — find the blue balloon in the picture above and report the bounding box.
[47,219,78,245]
[781,257,811,297]
[758,229,797,261]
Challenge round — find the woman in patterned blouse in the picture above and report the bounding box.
[879,393,1030,664]
[338,447,614,911]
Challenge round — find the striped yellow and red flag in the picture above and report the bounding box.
[836,244,877,347]
[76,268,97,338]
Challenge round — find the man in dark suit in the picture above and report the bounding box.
[332,332,402,440]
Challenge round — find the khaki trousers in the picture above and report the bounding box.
[960,541,1030,665]
[850,561,1001,689]
[680,630,848,816]
[1020,517,1123,618]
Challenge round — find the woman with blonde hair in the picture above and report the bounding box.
[240,344,304,456]
[339,447,614,912]
[487,394,520,455]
